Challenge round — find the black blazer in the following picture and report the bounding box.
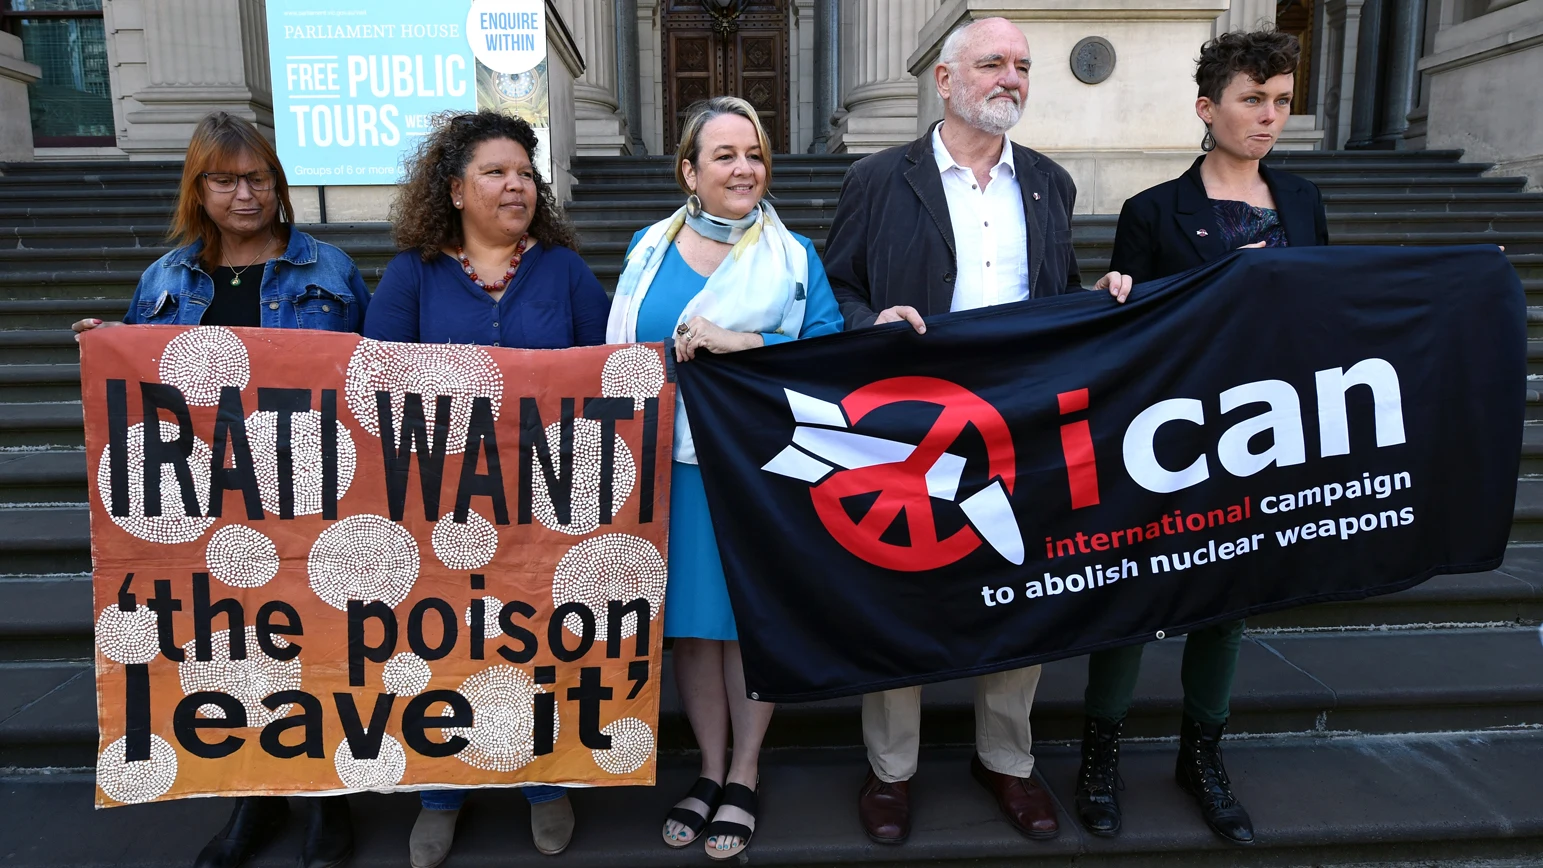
[1109,155,1329,284]
[825,122,1083,329]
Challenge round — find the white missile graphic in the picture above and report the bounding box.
[762,388,1024,565]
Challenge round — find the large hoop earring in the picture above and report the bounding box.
[686,194,702,218]
[1201,124,1216,153]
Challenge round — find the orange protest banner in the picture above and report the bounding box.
[81,325,673,806]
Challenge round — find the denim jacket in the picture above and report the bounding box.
[124,229,371,333]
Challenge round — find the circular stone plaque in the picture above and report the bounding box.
[1070,36,1116,85]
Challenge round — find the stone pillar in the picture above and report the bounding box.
[1404,0,1453,148]
[0,31,42,161]
[545,13,586,201]
[1319,0,1367,149]
[636,0,665,155]
[807,0,839,152]
[1344,0,1385,148]
[1373,0,1427,147]
[1214,0,1276,34]
[553,0,630,155]
[615,0,647,155]
[113,0,271,159]
[829,0,941,153]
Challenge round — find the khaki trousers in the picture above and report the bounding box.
[861,664,1042,783]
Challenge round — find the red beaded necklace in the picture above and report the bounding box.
[457,234,530,293]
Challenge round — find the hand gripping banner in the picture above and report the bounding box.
[82,329,674,805]
[678,246,1524,702]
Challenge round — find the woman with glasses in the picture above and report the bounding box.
[71,114,369,337]
[72,112,368,868]
[364,109,608,867]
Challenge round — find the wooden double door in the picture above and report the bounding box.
[661,0,789,153]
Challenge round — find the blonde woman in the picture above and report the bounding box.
[607,97,842,860]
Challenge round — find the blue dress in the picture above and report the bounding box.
[628,230,844,640]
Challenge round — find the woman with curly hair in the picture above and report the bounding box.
[362,110,608,866]
[1074,29,1328,847]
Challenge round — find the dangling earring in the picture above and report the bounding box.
[686,193,702,218]
[1201,124,1216,153]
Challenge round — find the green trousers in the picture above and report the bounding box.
[1082,619,1244,726]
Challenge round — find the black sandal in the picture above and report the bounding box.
[703,782,758,861]
[662,777,723,849]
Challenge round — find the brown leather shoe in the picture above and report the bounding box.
[970,754,1059,840]
[858,768,911,844]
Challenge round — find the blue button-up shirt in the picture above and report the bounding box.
[124,229,370,332]
[363,244,608,349]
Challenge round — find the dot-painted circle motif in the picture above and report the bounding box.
[531,418,636,536]
[443,665,553,772]
[95,420,216,544]
[158,326,250,406]
[591,717,655,774]
[431,510,499,571]
[382,652,433,695]
[307,514,421,610]
[95,605,161,665]
[552,534,665,639]
[601,345,665,411]
[344,339,503,456]
[177,626,302,727]
[244,410,358,516]
[334,733,407,790]
[205,525,280,588]
[97,734,179,803]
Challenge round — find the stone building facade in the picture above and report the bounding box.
[3,0,1540,216]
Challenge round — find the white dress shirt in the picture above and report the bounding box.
[932,122,1030,312]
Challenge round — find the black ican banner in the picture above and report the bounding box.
[677,246,1524,702]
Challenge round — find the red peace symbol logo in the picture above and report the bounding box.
[808,376,1015,572]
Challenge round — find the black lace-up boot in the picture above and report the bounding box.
[1073,715,1125,837]
[1175,714,1254,845]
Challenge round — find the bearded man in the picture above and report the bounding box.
[821,16,1131,845]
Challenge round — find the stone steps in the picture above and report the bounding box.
[4,730,1542,868]
[0,505,90,574]
[0,450,85,503]
[0,328,77,364]
[0,401,82,447]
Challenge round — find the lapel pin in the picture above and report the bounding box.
[1032,192,1041,200]
[1196,229,1209,237]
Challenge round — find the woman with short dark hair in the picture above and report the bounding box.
[1076,29,1328,847]
[364,109,608,867]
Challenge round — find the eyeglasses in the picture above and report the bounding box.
[200,170,278,193]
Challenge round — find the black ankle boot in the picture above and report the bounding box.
[194,796,289,868]
[300,795,355,868]
[1074,715,1124,837]
[1175,714,1254,845]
